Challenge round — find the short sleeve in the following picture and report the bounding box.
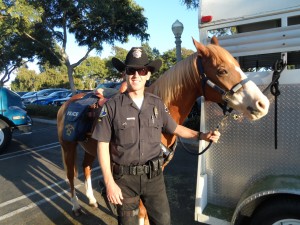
[160,100,177,134]
[92,103,113,142]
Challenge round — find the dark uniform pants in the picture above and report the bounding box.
[114,172,170,225]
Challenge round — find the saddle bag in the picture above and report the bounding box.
[62,94,99,142]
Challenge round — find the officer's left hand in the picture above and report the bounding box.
[202,130,220,143]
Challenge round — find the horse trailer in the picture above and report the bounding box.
[195,0,300,224]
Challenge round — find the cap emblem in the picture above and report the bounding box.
[132,48,142,58]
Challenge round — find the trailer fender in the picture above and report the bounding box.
[231,175,300,225]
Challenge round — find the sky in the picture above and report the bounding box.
[66,0,200,63]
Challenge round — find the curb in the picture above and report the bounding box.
[32,117,57,125]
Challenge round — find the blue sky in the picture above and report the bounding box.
[67,0,199,63]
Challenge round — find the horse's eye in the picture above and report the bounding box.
[217,69,227,76]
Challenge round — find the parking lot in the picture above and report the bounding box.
[0,119,204,225]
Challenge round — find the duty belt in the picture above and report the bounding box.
[112,156,163,178]
[113,164,150,175]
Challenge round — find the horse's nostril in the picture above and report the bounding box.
[256,99,269,111]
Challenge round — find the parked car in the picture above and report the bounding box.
[21,91,37,98]
[16,91,28,96]
[52,92,72,106]
[32,90,71,105]
[96,81,122,90]
[22,88,68,104]
[52,90,93,106]
[0,87,32,154]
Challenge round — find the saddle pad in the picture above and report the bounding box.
[62,95,99,141]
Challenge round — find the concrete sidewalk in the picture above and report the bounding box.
[32,117,57,125]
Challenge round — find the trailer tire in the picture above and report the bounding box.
[250,196,300,225]
[0,120,12,154]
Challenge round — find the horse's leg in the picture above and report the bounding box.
[61,142,82,216]
[138,200,150,225]
[82,151,98,207]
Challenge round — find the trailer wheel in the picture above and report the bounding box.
[0,120,12,154]
[250,196,300,225]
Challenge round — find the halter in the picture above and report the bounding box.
[196,57,250,115]
[180,57,251,156]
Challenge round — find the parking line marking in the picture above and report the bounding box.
[0,143,61,161]
[0,170,102,221]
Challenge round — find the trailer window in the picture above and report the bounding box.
[208,19,281,38]
[239,53,281,72]
[287,51,300,69]
[288,15,300,25]
[207,18,299,72]
[239,51,300,72]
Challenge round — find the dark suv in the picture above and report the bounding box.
[0,87,32,153]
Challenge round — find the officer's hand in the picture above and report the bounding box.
[106,180,124,205]
[202,130,220,143]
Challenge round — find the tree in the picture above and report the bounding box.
[0,0,45,86]
[181,0,199,9]
[12,0,150,94]
[10,67,38,91]
[74,56,109,89]
[160,47,194,74]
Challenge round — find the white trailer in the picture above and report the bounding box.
[195,0,300,224]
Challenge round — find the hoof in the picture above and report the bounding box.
[72,208,84,217]
[90,202,98,208]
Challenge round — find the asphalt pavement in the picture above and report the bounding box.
[4,118,204,225]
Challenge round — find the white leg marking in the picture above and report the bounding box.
[139,218,145,225]
[71,195,81,211]
[85,177,97,205]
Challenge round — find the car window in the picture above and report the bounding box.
[22,91,37,97]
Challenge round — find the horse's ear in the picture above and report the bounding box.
[192,37,209,57]
[211,36,219,45]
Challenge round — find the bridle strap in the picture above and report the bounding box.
[196,57,250,115]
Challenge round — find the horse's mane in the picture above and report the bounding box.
[148,43,235,107]
[149,52,200,107]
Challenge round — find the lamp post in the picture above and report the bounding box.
[172,20,184,62]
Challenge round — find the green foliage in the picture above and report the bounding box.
[26,104,60,119]
[0,0,55,86]
[2,0,150,93]
[11,46,196,91]
[180,0,199,9]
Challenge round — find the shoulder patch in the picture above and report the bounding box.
[98,105,107,121]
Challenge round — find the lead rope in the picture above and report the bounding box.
[179,111,241,156]
[263,59,286,149]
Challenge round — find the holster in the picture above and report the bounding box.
[148,156,163,179]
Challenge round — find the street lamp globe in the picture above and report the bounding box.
[172,20,184,62]
[172,19,184,38]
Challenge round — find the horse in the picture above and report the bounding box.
[57,36,269,224]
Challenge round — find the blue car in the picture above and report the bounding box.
[32,90,71,105]
[0,87,32,153]
[22,88,68,104]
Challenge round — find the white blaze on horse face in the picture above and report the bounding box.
[228,66,270,120]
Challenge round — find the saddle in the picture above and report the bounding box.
[62,92,110,142]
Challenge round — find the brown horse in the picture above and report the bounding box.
[57,37,269,223]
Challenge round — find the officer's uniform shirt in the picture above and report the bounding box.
[92,91,177,166]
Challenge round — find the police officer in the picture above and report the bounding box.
[92,47,220,225]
